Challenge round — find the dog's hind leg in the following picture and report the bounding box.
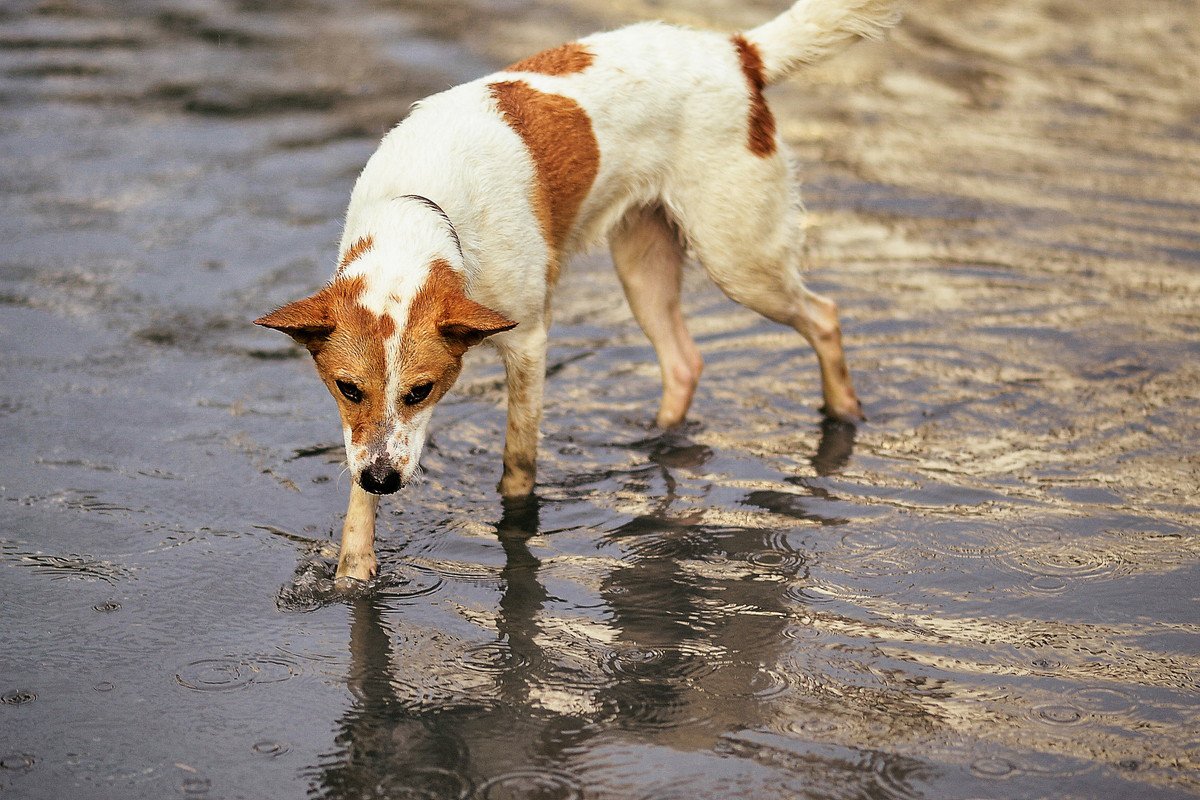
[497,322,549,498]
[610,205,704,427]
[724,264,862,423]
[671,158,863,422]
[335,482,380,584]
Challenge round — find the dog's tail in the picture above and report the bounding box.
[744,0,902,85]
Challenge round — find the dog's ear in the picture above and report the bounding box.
[255,293,334,353]
[437,296,517,350]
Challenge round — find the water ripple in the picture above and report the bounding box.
[985,523,1193,594]
[969,755,1018,779]
[372,767,472,799]
[1032,703,1085,726]
[992,543,1130,584]
[732,667,793,700]
[600,643,722,683]
[180,775,212,795]
[740,530,809,576]
[251,740,292,758]
[458,642,531,675]
[276,557,444,612]
[1066,686,1138,715]
[0,753,36,773]
[7,548,131,584]
[599,688,715,732]
[175,655,300,692]
[1,689,36,705]
[476,769,581,800]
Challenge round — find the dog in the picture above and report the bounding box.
[256,0,899,582]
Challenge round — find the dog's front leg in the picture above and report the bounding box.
[498,325,548,498]
[335,482,380,584]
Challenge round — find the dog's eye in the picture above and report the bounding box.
[336,380,363,403]
[404,382,434,406]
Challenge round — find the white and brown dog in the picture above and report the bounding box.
[257,0,900,582]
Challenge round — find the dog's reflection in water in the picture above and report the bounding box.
[310,422,925,799]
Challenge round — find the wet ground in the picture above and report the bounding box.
[1,0,1198,797]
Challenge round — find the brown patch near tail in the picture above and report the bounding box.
[731,34,777,158]
[337,235,374,274]
[506,42,595,76]
[489,80,600,284]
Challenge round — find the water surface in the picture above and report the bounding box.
[1,0,1198,798]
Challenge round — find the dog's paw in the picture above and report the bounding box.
[335,551,378,584]
[821,398,866,424]
[498,471,536,499]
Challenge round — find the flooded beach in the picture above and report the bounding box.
[1,0,1198,797]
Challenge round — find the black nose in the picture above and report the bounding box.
[359,458,403,495]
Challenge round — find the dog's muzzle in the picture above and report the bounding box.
[358,456,404,495]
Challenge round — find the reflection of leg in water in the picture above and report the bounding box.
[347,598,398,705]
[318,597,469,798]
[316,502,599,797]
[811,418,857,477]
[495,495,548,706]
[496,495,543,598]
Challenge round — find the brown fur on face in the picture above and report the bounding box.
[256,276,393,446]
[387,260,517,434]
[731,34,777,158]
[489,80,600,284]
[255,261,516,451]
[506,42,595,76]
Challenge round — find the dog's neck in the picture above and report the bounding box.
[337,197,467,311]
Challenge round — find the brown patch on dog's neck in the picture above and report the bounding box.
[731,34,777,158]
[489,80,600,284]
[506,42,594,76]
[337,235,374,274]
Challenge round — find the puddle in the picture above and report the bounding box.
[1,0,1197,798]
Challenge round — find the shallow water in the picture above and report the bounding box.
[1,0,1198,798]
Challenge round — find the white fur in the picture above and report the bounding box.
[340,85,551,327]
[342,425,361,471]
[747,0,902,82]
[386,406,432,480]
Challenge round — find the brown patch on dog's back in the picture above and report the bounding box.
[338,235,374,274]
[731,34,776,158]
[506,42,594,76]
[489,80,600,283]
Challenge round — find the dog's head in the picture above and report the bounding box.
[255,199,515,494]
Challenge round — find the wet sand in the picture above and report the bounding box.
[1,0,1198,797]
